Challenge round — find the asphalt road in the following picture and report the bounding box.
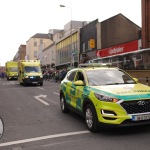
[0,78,150,150]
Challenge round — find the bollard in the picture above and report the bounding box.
[146,77,148,86]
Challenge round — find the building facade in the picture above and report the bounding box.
[13,44,26,61]
[42,42,56,68]
[26,33,53,60]
[79,14,149,70]
[80,14,141,61]
[18,45,26,60]
[142,0,150,48]
[80,19,98,63]
[55,20,88,69]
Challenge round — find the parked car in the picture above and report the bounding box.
[60,63,150,132]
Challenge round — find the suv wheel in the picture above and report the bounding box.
[60,95,70,113]
[85,104,99,132]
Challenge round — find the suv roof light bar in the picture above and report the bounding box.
[78,63,112,68]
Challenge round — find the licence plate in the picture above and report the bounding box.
[132,114,150,121]
[30,76,34,78]
[32,82,38,84]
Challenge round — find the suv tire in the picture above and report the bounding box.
[60,95,70,113]
[85,104,99,132]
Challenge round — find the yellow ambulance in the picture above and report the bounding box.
[5,61,18,80]
[18,60,43,86]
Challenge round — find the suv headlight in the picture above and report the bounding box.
[94,93,119,102]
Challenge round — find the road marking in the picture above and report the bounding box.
[34,95,49,105]
[10,81,16,84]
[12,147,23,150]
[53,92,60,96]
[37,87,45,90]
[0,130,90,147]
[2,81,17,85]
[35,94,57,105]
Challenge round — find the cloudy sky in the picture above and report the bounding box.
[0,0,141,66]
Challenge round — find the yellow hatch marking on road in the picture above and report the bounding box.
[0,130,90,147]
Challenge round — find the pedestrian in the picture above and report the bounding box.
[1,72,5,79]
[60,68,67,81]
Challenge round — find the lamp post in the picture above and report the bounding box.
[60,4,74,67]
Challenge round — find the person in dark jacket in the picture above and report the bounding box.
[60,69,67,81]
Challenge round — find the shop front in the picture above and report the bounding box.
[91,40,150,70]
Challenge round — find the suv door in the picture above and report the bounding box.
[64,71,76,106]
[72,71,86,111]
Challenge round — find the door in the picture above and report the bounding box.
[72,71,86,111]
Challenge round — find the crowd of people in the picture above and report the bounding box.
[0,68,68,82]
[42,68,68,82]
[0,72,5,79]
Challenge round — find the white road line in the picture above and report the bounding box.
[10,81,16,84]
[0,130,90,147]
[34,95,49,105]
[37,87,45,90]
[53,92,60,95]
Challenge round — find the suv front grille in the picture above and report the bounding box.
[120,100,150,114]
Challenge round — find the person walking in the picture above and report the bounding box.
[60,68,67,81]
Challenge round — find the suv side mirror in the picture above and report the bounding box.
[74,80,85,86]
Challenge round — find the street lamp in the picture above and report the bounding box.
[60,4,74,67]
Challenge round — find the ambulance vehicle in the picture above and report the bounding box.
[5,61,18,80]
[18,60,43,86]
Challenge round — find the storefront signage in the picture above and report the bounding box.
[96,40,138,57]
[90,39,95,49]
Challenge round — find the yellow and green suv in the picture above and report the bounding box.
[60,63,150,132]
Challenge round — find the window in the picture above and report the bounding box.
[34,41,37,47]
[34,51,37,58]
[24,66,41,72]
[75,71,85,83]
[67,71,76,81]
[40,39,43,44]
[86,69,135,86]
[10,67,18,72]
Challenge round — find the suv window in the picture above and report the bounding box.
[67,71,76,81]
[75,71,85,83]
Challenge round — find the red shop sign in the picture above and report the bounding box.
[96,40,138,57]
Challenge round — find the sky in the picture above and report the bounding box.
[0,0,141,66]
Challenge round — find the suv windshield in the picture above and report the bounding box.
[86,69,136,86]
